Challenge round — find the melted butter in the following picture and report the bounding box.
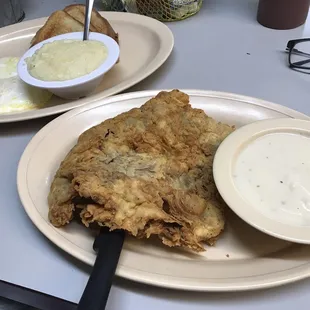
[234,132,310,226]
[26,39,108,81]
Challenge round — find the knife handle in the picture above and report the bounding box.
[77,228,125,310]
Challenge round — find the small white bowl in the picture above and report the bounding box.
[213,118,310,244]
[18,32,120,99]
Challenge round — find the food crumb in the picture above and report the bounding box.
[280,181,283,184]
[226,254,230,258]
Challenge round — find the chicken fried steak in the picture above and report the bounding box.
[48,90,234,252]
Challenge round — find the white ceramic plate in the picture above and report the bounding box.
[17,90,310,291]
[0,12,173,123]
[214,118,310,244]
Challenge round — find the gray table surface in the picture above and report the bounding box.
[1,0,310,309]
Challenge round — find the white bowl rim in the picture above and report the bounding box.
[17,32,120,89]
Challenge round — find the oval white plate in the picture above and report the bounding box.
[0,12,173,123]
[214,118,310,244]
[17,90,310,291]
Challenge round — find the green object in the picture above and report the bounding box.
[123,0,203,22]
[100,0,125,11]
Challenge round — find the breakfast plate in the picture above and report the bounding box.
[18,89,310,292]
[0,12,174,123]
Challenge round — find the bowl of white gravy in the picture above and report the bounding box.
[17,32,119,99]
[213,118,310,244]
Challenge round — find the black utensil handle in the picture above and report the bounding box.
[77,228,125,310]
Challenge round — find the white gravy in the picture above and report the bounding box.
[233,132,310,226]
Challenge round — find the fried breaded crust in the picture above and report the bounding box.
[48,90,234,252]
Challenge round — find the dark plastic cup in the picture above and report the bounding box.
[257,0,310,30]
[0,0,25,28]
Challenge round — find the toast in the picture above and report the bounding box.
[64,4,118,42]
[30,5,119,47]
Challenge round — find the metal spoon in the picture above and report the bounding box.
[83,0,95,40]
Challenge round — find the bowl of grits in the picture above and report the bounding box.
[18,32,119,99]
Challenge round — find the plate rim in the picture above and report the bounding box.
[0,12,174,123]
[17,89,310,292]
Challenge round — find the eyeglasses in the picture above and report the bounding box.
[286,38,310,71]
